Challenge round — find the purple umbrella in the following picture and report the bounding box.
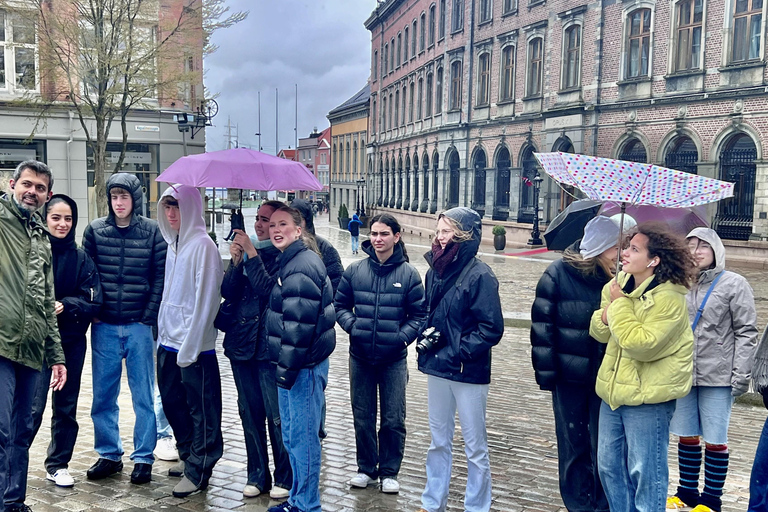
[155,148,322,191]
[599,203,708,236]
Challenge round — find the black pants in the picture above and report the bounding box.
[552,382,609,512]
[30,337,87,474]
[230,356,292,491]
[157,346,223,487]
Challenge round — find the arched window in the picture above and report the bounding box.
[404,27,410,61]
[452,0,464,32]
[527,37,543,96]
[373,50,378,80]
[563,25,581,89]
[715,134,757,240]
[384,44,389,74]
[429,5,436,46]
[501,46,515,100]
[435,67,444,114]
[396,156,404,209]
[412,20,418,55]
[450,60,462,110]
[390,38,396,70]
[472,148,487,215]
[494,146,511,220]
[394,90,400,127]
[412,154,420,210]
[477,53,490,105]
[426,73,434,116]
[619,138,647,163]
[439,0,446,40]
[665,136,698,174]
[397,33,402,66]
[447,149,460,208]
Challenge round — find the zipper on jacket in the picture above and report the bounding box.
[117,237,125,318]
[371,272,381,356]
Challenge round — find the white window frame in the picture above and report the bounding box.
[620,3,655,80]
[561,21,583,90]
[0,10,40,95]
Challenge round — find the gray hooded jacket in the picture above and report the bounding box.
[686,227,758,394]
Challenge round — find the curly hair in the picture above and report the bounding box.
[632,222,697,288]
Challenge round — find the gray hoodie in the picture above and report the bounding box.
[686,227,758,395]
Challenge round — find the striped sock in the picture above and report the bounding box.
[675,441,702,507]
[699,447,729,512]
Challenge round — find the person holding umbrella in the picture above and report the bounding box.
[263,207,336,512]
[590,223,697,512]
[530,215,619,512]
[666,228,758,512]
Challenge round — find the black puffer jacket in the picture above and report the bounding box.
[291,199,343,294]
[418,208,504,385]
[335,240,426,365]
[221,244,280,361]
[82,173,167,326]
[263,240,336,389]
[530,247,611,390]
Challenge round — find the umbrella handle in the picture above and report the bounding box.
[615,203,626,283]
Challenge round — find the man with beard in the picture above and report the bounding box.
[0,160,67,512]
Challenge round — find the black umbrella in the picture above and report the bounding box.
[543,199,602,251]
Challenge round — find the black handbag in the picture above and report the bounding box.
[213,298,238,332]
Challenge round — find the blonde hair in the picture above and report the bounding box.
[562,247,615,278]
[437,214,473,243]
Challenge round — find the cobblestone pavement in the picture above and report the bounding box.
[25,216,768,512]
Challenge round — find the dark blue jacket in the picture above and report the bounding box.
[418,208,504,385]
[291,198,343,294]
[335,241,426,365]
[348,214,362,237]
[530,246,610,390]
[220,245,280,361]
[263,240,336,389]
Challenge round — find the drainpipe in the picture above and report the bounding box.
[465,0,476,207]
[592,0,605,157]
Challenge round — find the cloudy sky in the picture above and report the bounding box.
[203,0,378,153]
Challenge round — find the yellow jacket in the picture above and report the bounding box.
[589,272,693,410]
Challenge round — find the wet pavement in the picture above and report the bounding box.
[25,214,768,512]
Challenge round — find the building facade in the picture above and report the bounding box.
[365,0,768,240]
[0,0,205,231]
[328,85,371,219]
[297,127,331,204]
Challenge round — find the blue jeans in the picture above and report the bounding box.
[422,375,491,512]
[349,357,407,479]
[90,322,157,465]
[278,358,328,512]
[351,236,359,253]
[0,356,42,509]
[749,414,768,511]
[597,400,676,512]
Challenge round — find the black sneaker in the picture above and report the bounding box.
[267,501,299,512]
[86,458,123,480]
[130,463,152,484]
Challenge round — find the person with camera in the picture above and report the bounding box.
[416,207,503,512]
[530,215,619,512]
[334,213,426,494]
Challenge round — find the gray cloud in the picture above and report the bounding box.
[203,0,377,153]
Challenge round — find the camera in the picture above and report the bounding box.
[415,326,442,355]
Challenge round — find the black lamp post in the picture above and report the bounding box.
[356,178,366,216]
[528,172,544,246]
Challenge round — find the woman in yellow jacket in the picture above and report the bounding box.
[589,223,697,512]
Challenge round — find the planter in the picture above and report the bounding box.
[338,217,350,230]
[493,234,507,251]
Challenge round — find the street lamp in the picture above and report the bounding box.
[528,172,544,246]
[356,178,366,217]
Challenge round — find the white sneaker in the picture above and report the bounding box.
[46,468,75,488]
[270,486,290,499]
[243,484,261,498]
[381,478,400,494]
[349,472,376,488]
[154,436,179,461]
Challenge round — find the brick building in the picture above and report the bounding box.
[297,127,331,204]
[365,0,768,241]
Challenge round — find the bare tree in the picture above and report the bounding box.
[1,0,246,216]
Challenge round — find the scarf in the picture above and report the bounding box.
[431,241,460,278]
[46,194,80,300]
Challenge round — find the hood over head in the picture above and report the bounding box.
[440,207,481,257]
[158,184,207,248]
[45,193,79,250]
[580,215,621,259]
[686,227,725,275]
[290,198,315,235]
[106,173,143,220]
[352,213,360,222]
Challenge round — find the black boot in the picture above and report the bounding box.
[86,458,123,480]
[130,463,152,484]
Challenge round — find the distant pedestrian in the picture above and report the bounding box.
[748,326,768,512]
[666,228,758,512]
[221,200,291,500]
[30,194,102,489]
[263,207,336,512]
[348,213,363,254]
[416,207,504,512]
[156,185,224,498]
[83,173,166,485]
[530,215,619,512]
[590,223,697,512]
[335,213,426,494]
[0,161,67,512]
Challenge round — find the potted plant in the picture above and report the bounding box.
[338,203,350,230]
[492,224,507,251]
